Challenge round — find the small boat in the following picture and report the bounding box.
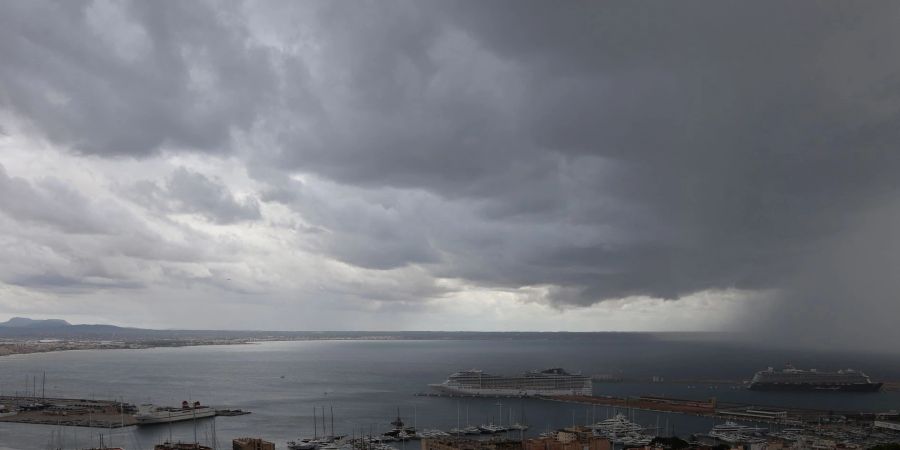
[417,429,450,439]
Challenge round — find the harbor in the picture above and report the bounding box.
[0,340,899,449]
[0,395,249,428]
[0,385,898,448]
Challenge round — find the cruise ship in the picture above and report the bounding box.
[135,401,216,425]
[430,368,592,397]
[748,366,883,392]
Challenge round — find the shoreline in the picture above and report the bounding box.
[0,338,256,359]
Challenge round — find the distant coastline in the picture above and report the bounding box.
[0,316,732,358]
[0,338,255,358]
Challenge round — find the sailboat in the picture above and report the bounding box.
[478,400,507,433]
[384,408,416,441]
[508,407,529,431]
[288,407,335,450]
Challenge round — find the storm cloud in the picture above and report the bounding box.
[129,167,261,224]
[0,1,898,346]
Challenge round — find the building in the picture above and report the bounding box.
[556,426,595,443]
[874,420,900,432]
[638,396,717,409]
[718,407,788,421]
[422,437,523,450]
[154,443,213,450]
[524,427,610,450]
[233,437,276,450]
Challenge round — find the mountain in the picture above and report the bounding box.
[0,317,72,328]
[0,317,143,339]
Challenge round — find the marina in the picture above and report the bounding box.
[0,395,248,428]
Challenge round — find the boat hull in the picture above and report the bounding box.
[748,382,882,392]
[429,384,591,397]
[136,408,216,425]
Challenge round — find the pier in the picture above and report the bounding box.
[0,395,136,428]
[0,395,249,428]
[541,394,860,426]
[414,392,532,399]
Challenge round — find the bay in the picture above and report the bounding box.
[0,334,897,449]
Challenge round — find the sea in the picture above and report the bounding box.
[0,333,898,449]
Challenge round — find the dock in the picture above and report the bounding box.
[0,396,249,428]
[0,395,136,428]
[541,394,860,426]
[414,392,530,399]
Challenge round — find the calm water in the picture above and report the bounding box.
[0,334,898,449]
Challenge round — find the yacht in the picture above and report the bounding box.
[709,421,766,435]
[383,411,417,441]
[417,429,450,439]
[590,414,644,436]
[478,423,506,434]
[619,433,653,447]
[708,421,768,443]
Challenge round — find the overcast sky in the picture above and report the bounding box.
[1,1,898,348]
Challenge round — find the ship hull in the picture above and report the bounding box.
[748,382,882,392]
[429,383,591,397]
[136,408,216,425]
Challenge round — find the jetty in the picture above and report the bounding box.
[0,395,249,428]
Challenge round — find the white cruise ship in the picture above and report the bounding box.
[430,368,592,397]
[135,401,216,425]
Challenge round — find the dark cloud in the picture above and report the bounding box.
[254,1,900,347]
[2,1,900,343]
[290,3,900,293]
[0,0,283,156]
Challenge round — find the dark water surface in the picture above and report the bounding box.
[0,334,898,449]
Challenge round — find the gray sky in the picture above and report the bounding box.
[0,1,898,348]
